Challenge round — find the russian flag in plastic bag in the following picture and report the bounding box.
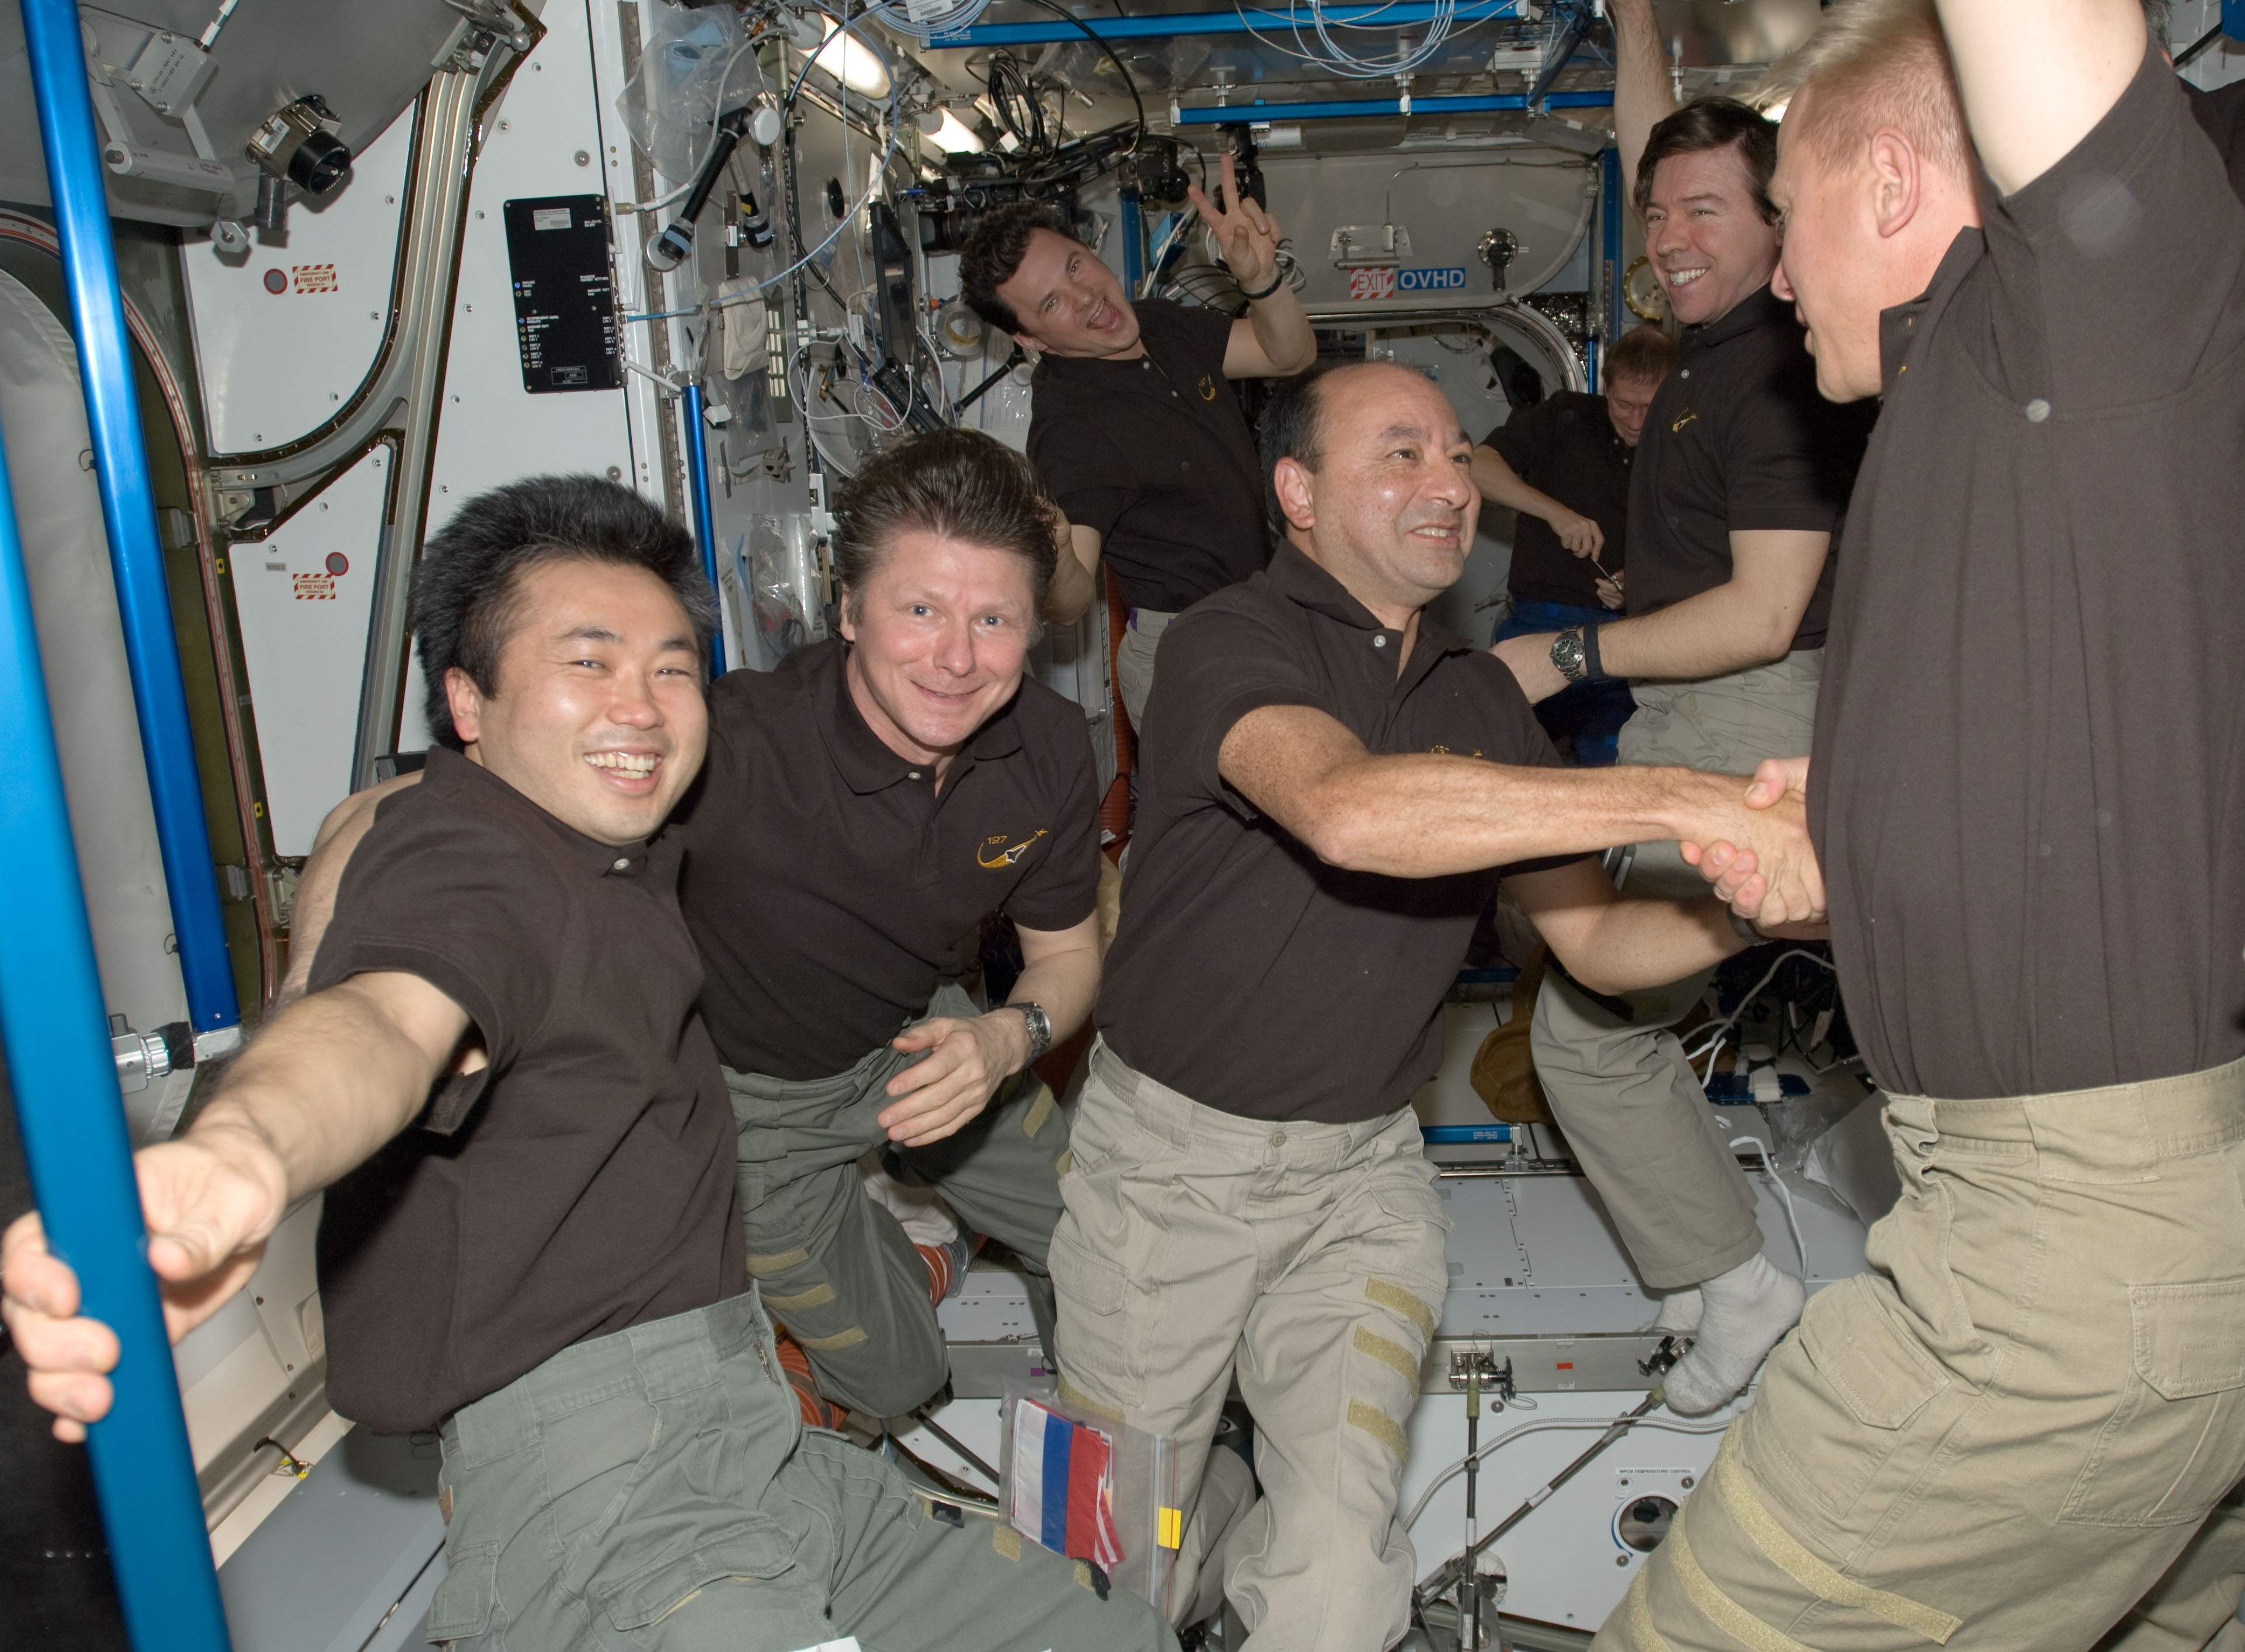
[1008,1399,1124,1571]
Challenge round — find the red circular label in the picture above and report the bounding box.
[325,552,349,576]
[262,268,287,294]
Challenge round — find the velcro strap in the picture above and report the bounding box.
[1714,1435,1962,1644]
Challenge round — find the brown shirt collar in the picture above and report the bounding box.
[428,746,657,879]
[1879,228,1986,397]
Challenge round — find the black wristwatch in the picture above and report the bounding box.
[1550,626,1590,682]
[1011,1001,1052,1064]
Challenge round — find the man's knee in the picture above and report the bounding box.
[808,1323,948,1419]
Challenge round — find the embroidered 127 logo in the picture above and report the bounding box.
[978,829,1049,869]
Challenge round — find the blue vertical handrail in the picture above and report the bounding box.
[681,384,726,678]
[22,0,241,1036]
[0,409,234,1647]
[1600,145,1626,360]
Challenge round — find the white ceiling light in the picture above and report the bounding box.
[811,16,890,99]
[917,106,984,154]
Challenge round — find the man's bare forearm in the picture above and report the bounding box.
[1301,753,1763,879]
[1611,0,1676,208]
[1247,282,1317,375]
[191,979,461,1204]
[1471,447,1567,525]
[1005,942,1099,1049]
[1592,582,1794,681]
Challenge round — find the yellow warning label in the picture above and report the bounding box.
[1158,1507,1182,1549]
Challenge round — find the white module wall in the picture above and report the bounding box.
[401,0,645,751]
[181,112,415,457]
[423,1,639,514]
[228,447,391,856]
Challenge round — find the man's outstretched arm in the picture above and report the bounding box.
[1495,530,1828,700]
[1936,0,2144,197]
[2,969,470,1439]
[1611,0,1679,210]
[1216,701,1826,924]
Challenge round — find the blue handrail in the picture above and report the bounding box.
[937,0,1529,45]
[681,384,726,679]
[22,0,242,1037]
[1173,89,1613,124]
[0,399,234,1648]
[1600,144,1624,368]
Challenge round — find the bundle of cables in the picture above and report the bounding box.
[976,0,1147,200]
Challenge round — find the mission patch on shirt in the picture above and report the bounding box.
[1480,389,1633,609]
[675,637,1101,1081]
[311,747,746,1435]
[1027,299,1269,613]
[1624,284,1872,649]
[1098,544,1578,1124]
[1814,46,2245,1101]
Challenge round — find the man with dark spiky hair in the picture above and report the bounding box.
[1488,0,1877,1420]
[3,472,1172,1652]
[282,433,1104,1432]
[959,156,1316,730]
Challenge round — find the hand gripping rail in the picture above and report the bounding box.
[0,309,234,1652]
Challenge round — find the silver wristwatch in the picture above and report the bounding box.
[1550,626,1590,683]
[1013,1001,1052,1064]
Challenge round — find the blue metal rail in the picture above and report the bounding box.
[937,0,1530,45]
[23,0,241,1037]
[1174,88,1612,124]
[1599,143,1624,373]
[681,384,726,679]
[0,375,234,1650]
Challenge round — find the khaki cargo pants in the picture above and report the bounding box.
[1533,651,1822,1289]
[1597,1056,2245,1652]
[725,985,1070,1420]
[427,1290,1175,1651]
[1049,1039,1450,1650]
[1115,608,1176,733]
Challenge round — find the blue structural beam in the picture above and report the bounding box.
[938,0,1530,45]
[681,385,726,679]
[22,0,240,1035]
[1174,89,1613,124]
[0,400,234,1647]
[1600,144,1625,364]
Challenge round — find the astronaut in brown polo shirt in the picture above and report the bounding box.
[3,474,1171,1652]
[1060,360,1829,1648]
[276,433,1105,1433]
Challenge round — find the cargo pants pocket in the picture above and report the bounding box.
[1748,1272,1950,1522]
[596,1518,818,1646]
[1049,1223,1142,1411]
[2063,1277,2245,1528]
[428,1543,499,1646]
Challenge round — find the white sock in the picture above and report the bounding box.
[1644,1288,1704,1337]
[1661,1254,1804,1417]
[857,1153,961,1250]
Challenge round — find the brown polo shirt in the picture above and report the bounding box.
[310,747,745,1434]
[1026,299,1269,613]
[1813,44,2245,1101]
[1624,284,1872,649]
[674,637,1101,1080]
[1097,544,1576,1124]
[1481,389,1633,609]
